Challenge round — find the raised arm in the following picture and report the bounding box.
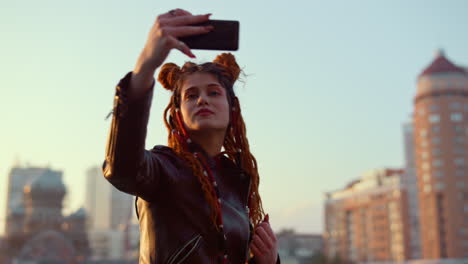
[102,9,213,200]
[102,71,156,198]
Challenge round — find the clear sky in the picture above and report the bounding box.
[1,0,467,235]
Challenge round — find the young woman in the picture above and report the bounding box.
[103,8,279,264]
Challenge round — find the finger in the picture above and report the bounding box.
[165,25,213,38]
[158,8,192,19]
[252,234,268,254]
[250,242,263,257]
[172,8,192,16]
[259,222,276,243]
[164,13,211,27]
[256,226,274,249]
[170,38,195,58]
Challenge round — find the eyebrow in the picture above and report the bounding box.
[183,83,223,93]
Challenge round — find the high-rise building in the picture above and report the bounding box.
[402,122,422,259]
[413,50,468,259]
[85,166,112,230]
[85,166,134,260]
[110,185,134,230]
[324,168,411,263]
[85,166,133,231]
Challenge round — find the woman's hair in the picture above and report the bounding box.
[157,53,264,229]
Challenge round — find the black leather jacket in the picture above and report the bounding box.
[102,72,280,264]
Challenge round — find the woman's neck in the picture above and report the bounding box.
[189,129,225,157]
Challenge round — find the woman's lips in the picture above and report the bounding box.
[195,109,214,116]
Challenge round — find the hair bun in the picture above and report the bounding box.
[158,63,181,91]
[213,53,240,83]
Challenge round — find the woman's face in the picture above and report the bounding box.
[179,72,230,133]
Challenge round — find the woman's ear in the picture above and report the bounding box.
[158,63,181,91]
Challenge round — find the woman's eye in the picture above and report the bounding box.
[209,91,220,96]
[186,94,197,100]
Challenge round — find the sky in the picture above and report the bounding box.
[1,0,467,236]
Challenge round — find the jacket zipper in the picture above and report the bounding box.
[167,234,203,264]
[104,95,120,173]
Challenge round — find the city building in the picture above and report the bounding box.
[85,166,133,231]
[402,122,422,259]
[4,167,53,236]
[85,166,134,260]
[277,229,323,264]
[1,166,90,263]
[324,168,411,263]
[88,229,125,260]
[413,50,468,258]
[86,166,112,230]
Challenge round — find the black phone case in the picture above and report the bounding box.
[179,20,239,51]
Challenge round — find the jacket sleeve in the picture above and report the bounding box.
[102,71,167,202]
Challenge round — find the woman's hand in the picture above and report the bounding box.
[136,9,212,73]
[130,9,213,98]
[250,214,278,264]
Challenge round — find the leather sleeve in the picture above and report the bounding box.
[102,72,165,202]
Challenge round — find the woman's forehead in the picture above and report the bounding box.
[181,72,222,92]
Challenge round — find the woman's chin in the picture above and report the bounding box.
[190,122,227,133]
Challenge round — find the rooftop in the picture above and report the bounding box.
[419,49,466,77]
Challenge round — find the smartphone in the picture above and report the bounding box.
[179,20,239,51]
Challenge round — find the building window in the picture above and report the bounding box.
[433,171,443,178]
[455,170,465,177]
[455,158,465,166]
[424,184,432,193]
[450,102,462,110]
[421,140,428,147]
[422,162,430,170]
[458,192,467,200]
[451,113,463,122]
[432,137,441,144]
[430,105,439,112]
[421,151,429,159]
[433,159,443,167]
[435,183,445,191]
[429,114,440,123]
[432,126,440,133]
[423,173,431,182]
[419,129,427,137]
[454,125,463,133]
[432,148,441,156]
[457,182,465,189]
[455,137,465,144]
[418,108,426,116]
[454,146,465,155]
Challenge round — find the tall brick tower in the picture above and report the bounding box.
[413,50,468,259]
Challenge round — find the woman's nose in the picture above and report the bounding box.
[197,93,209,106]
